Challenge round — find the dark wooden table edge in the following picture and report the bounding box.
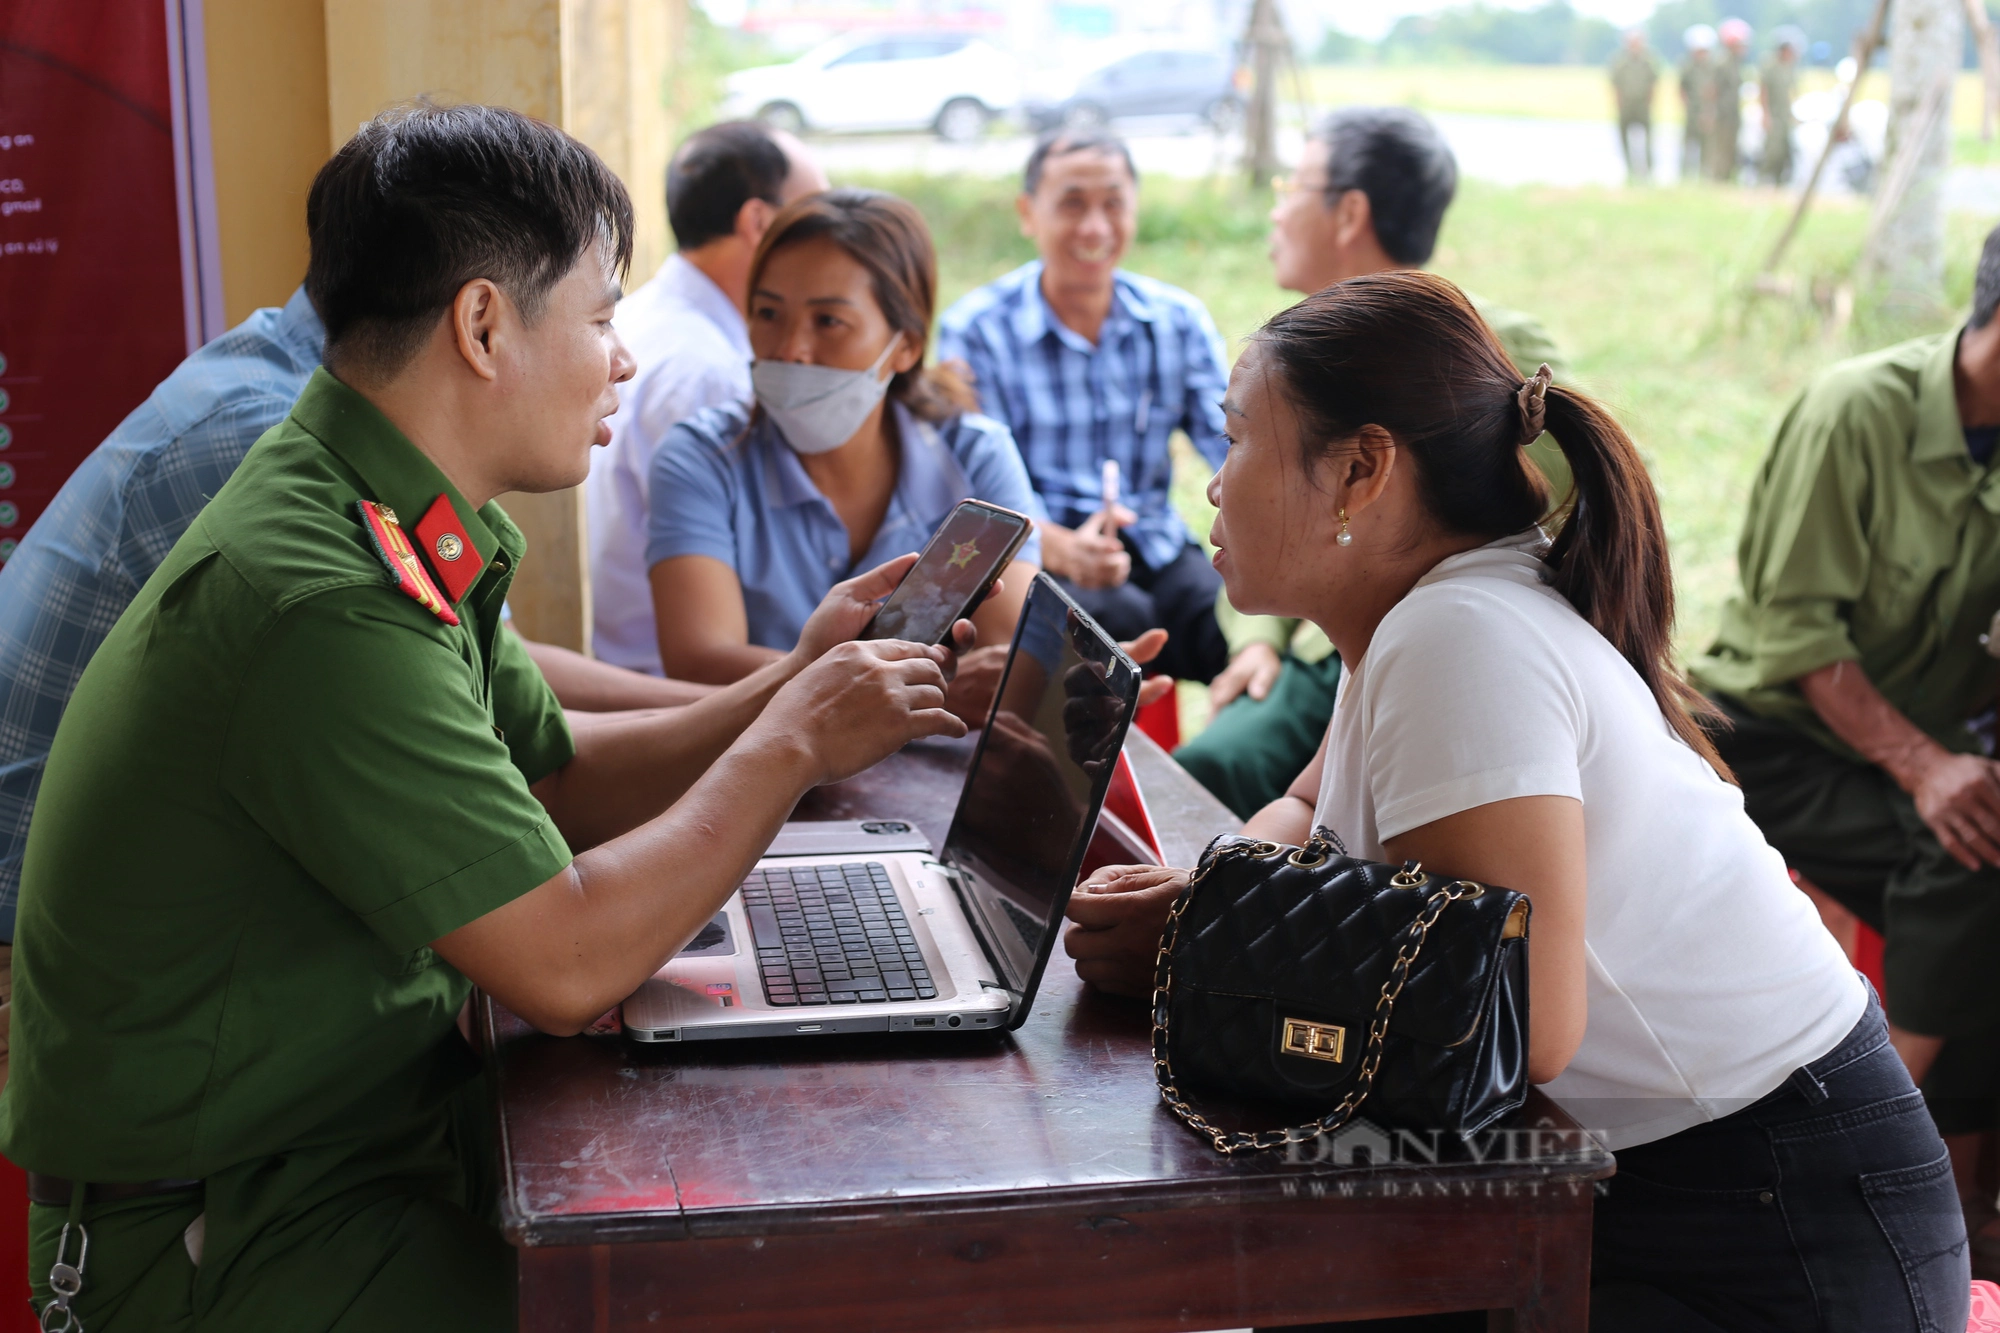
[501,1144,1615,1247]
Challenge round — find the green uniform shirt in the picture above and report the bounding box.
[0,368,574,1196]
[1681,57,1717,133]
[1219,295,1571,664]
[1761,56,1797,130]
[1693,329,2000,758]
[1610,49,1658,120]
[1709,51,1744,176]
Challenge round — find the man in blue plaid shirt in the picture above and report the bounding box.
[0,289,326,949]
[938,129,1232,684]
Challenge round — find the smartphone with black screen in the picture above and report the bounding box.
[861,500,1033,645]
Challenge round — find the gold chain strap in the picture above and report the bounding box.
[1150,835,1484,1155]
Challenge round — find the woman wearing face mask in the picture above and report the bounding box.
[1061,272,1966,1330]
[647,189,1044,685]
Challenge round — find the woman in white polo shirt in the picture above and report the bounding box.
[1063,271,1967,1331]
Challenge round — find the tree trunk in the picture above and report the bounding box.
[1866,0,1962,316]
[1241,0,1286,187]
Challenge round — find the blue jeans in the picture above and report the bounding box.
[1594,992,1969,1332]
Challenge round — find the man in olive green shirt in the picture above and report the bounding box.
[1180,106,1569,819]
[1760,28,1803,185]
[0,105,967,1331]
[1679,26,1718,182]
[1694,225,2000,1176]
[1710,19,1750,183]
[1610,28,1659,182]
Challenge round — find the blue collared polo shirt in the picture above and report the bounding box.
[645,401,1044,652]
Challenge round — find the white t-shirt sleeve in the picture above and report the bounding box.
[1359,583,1585,841]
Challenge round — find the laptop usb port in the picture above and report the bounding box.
[914,1017,937,1028]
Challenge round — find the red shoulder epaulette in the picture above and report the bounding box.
[355,500,460,626]
[413,493,484,603]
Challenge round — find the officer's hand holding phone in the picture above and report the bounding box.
[861,500,1032,646]
[790,553,975,670]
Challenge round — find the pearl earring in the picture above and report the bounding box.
[1336,508,1353,547]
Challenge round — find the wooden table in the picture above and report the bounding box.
[488,731,1613,1331]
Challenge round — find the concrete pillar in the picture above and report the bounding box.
[322,0,679,652]
[200,0,328,324]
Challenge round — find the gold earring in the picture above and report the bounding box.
[1336,508,1352,547]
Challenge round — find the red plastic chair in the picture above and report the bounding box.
[1791,870,1886,996]
[0,1153,32,1332]
[1133,674,1179,751]
[1969,1279,2000,1330]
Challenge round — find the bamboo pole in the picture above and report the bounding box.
[1760,0,1891,274]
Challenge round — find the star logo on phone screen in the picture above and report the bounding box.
[948,539,981,570]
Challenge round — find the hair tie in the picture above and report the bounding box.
[1516,363,1553,445]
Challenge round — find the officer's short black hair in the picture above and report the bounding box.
[1314,106,1458,267]
[668,121,791,251]
[306,100,634,381]
[1974,223,2000,329]
[1023,128,1138,197]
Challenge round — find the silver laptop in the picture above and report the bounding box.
[623,573,1141,1043]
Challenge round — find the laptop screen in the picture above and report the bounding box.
[940,574,1140,1004]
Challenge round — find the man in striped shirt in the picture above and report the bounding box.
[938,129,1231,684]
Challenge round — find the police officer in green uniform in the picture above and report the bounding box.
[1609,28,1659,182]
[1181,106,1569,819]
[1760,26,1804,185]
[1694,223,2000,1223]
[0,104,971,1331]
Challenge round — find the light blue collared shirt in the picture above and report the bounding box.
[936,260,1231,571]
[0,288,324,937]
[646,400,1045,652]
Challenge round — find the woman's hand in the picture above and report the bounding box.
[947,627,1171,726]
[1208,641,1283,710]
[1062,864,1191,997]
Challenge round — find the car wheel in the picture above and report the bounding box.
[757,102,805,135]
[1204,96,1244,133]
[935,98,989,143]
[1062,101,1108,129]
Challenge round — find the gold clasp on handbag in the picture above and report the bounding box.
[1280,1017,1347,1064]
[1391,860,1427,888]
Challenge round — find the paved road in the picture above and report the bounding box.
[809,110,2000,213]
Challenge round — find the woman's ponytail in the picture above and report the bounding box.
[1541,387,1731,779]
[1256,270,1730,781]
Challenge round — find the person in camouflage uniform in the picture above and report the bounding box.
[1610,28,1660,181]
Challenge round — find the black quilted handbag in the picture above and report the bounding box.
[1153,827,1533,1153]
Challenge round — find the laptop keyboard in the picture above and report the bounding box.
[740,862,938,1006]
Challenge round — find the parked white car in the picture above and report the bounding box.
[722,33,1020,141]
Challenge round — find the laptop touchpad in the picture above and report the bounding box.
[676,913,736,958]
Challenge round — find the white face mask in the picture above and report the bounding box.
[752,336,902,456]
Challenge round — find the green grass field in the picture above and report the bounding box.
[850,170,1995,735]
